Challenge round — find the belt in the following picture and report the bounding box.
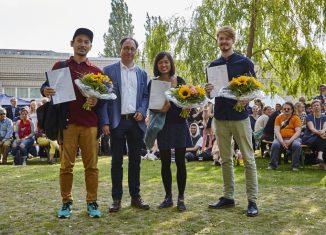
[121,113,135,120]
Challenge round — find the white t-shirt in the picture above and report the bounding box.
[254,114,269,132]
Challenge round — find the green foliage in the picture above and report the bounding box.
[103,0,134,57]
[143,14,170,76]
[142,0,326,96]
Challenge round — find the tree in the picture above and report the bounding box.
[103,0,134,57]
[172,0,326,97]
[142,14,171,76]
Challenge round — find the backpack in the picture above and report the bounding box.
[37,61,67,141]
[36,102,62,141]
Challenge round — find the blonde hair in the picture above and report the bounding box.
[216,26,236,41]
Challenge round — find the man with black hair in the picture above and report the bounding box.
[41,28,103,219]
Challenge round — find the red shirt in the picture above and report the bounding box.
[52,57,102,127]
[18,119,31,138]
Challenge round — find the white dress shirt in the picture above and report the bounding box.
[120,62,137,114]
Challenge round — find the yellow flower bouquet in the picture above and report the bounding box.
[218,75,263,112]
[165,84,209,118]
[74,73,117,111]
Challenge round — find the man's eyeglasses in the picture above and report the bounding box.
[0,113,6,115]
[122,47,137,53]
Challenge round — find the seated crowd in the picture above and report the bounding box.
[0,97,59,165]
[1,84,325,171]
[144,86,326,171]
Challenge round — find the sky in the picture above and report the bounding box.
[0,0,201,57]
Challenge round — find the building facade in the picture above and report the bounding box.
[0,49,119,100]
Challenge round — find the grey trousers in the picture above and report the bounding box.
[214,118,258,202]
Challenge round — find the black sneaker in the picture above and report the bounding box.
[208,197,235,209]
[176,197,186,212]
[158,196,173,209]
[246,201,259,217]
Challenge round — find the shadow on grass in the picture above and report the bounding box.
[0,156,325,234]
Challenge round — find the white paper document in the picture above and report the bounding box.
[206,65,229,98]
[46,67,76,104]
[149,80,171,109]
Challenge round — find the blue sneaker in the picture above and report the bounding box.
[87,202,101,218]
[58,202,72,218]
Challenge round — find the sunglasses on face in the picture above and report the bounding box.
[283,108,292,111]
[0,113,6,115]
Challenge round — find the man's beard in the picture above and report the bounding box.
[220,45,231,52]
[76,48,88,56]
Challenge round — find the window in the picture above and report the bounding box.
[17,88,28,99]
[4,87,16,97]
[30,88,42,99]
[2,87,43,100]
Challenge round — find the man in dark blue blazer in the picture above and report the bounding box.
[99,37,149,212]
[5,97,20,122]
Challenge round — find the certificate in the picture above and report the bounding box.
[45,67,76,104]
[206,65,229,98]
[149,80,171,109]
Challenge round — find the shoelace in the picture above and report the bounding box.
[62,203,71,210]
[89,202,99,209]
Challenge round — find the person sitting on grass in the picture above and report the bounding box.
[302,99,326,170]
[267,102,302,171]
[12,109,35,166]
[185,123,203,162]
[196,136,217,162]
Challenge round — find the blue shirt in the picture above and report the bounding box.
[209,52,256,120]
[0,117,13,141]
[304,114,326,136]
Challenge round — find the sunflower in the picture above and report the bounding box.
[195,86,206,97]
[178,85,191,99]
[253,79,262,88]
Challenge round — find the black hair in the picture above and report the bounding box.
[282,101,295,114]
[119,37,139,49]
[72,28,93,42]
[153,51,175,77]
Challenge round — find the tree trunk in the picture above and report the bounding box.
[247,0,258,59]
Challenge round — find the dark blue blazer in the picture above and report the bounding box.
[5,106,21,122]
[99,62,149,133]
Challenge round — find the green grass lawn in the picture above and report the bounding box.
[0,155,325,235]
